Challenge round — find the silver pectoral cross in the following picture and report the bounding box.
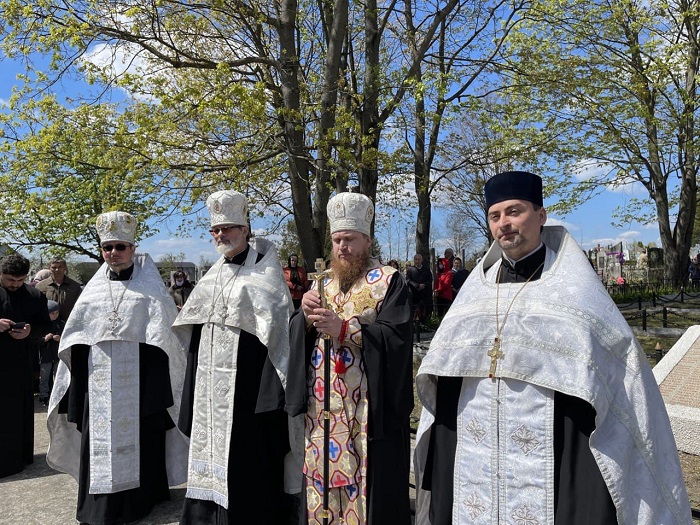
[488,337,504,378]
[108,310,122,334]
[217,304,228,323]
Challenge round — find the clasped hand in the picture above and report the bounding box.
[301,290,342,339]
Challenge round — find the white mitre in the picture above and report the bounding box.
[327,192,374,236]
[96,211,137,244]
[206,190,249,227]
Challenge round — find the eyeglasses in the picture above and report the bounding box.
[101,244,130,252]
[209,225,242,235]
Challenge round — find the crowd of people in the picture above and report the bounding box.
[0,174,693,524]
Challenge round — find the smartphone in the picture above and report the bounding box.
[12,322,27,330]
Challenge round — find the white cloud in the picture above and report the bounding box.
[571,159,611,182]
[545,217,578,231]
[617,230,641,240]
[571,158,647,197]
[604,178,647,197]
[82,42,161,101]
[584,229,658,251]
[83,42,148,77]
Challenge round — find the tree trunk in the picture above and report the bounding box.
[278,0,325,264]
[357,0,381,239]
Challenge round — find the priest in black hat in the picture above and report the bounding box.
[414,171,691,524]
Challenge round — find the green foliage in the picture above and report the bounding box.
[0,0,473,265]
[487,0,700,283]
[157,252,186,281]
[0,99,171,259]
[4,0,696,277]
[276,220,303,267]
[72,261,100,284]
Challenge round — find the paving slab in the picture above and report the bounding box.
[654,325,700,456]
[0,399,186,525]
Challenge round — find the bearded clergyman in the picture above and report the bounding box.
[173,189,296,524]
[414,171,692,524]
[47,211,189,525]
[286,191,414,525]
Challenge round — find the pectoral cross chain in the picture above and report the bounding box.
[488,337,504,378]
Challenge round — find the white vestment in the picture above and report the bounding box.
[172,238,294,508]
[47,253,190,493]
[414,226,691,524]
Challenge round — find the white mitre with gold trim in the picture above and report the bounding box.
[327,192,374,236]
[206,190,249,227]
[96,211,137,244]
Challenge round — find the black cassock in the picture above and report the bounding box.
[57,266,175,525]
[0,284,49,479]
[422,246,618,524]
[178,248,290,525]
[62,343,174,525]
[286,270,415,525]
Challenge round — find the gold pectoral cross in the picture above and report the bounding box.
[488,337,504,378]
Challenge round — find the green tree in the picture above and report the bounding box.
[493,0,700,284]
[0,0,466,265]
[0,99,169,260]
[276,219,303,267]
[399,0,533,261]
[157,252,186,281]
[437,110,558,246]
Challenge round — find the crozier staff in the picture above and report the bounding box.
[287,191,414,525]
[414,171,692,524]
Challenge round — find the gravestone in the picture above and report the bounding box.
[647,247,664,267]
[608,258,622,280]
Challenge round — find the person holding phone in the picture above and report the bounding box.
[0,253,50,478]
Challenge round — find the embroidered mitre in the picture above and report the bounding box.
[327,192,374,236]
[96,211,137,244]
[207,190,249,227]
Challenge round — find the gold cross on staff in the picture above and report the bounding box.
[488,337,504,378]
[308,258,331,340]
[308,257,328,309]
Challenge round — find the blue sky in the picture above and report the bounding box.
[128,185,662,266]
[1,48,666,265]
[416,189,661,264]
[546,186,661,251]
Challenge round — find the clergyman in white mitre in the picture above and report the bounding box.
[47,210,189,525]
[286,191,414,525]
[173,190,295,524]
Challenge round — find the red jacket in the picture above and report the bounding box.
[284,265,309,300]
[434,258,453,301]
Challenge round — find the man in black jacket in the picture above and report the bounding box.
[0,254,50,478]
[406,253,433,323]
